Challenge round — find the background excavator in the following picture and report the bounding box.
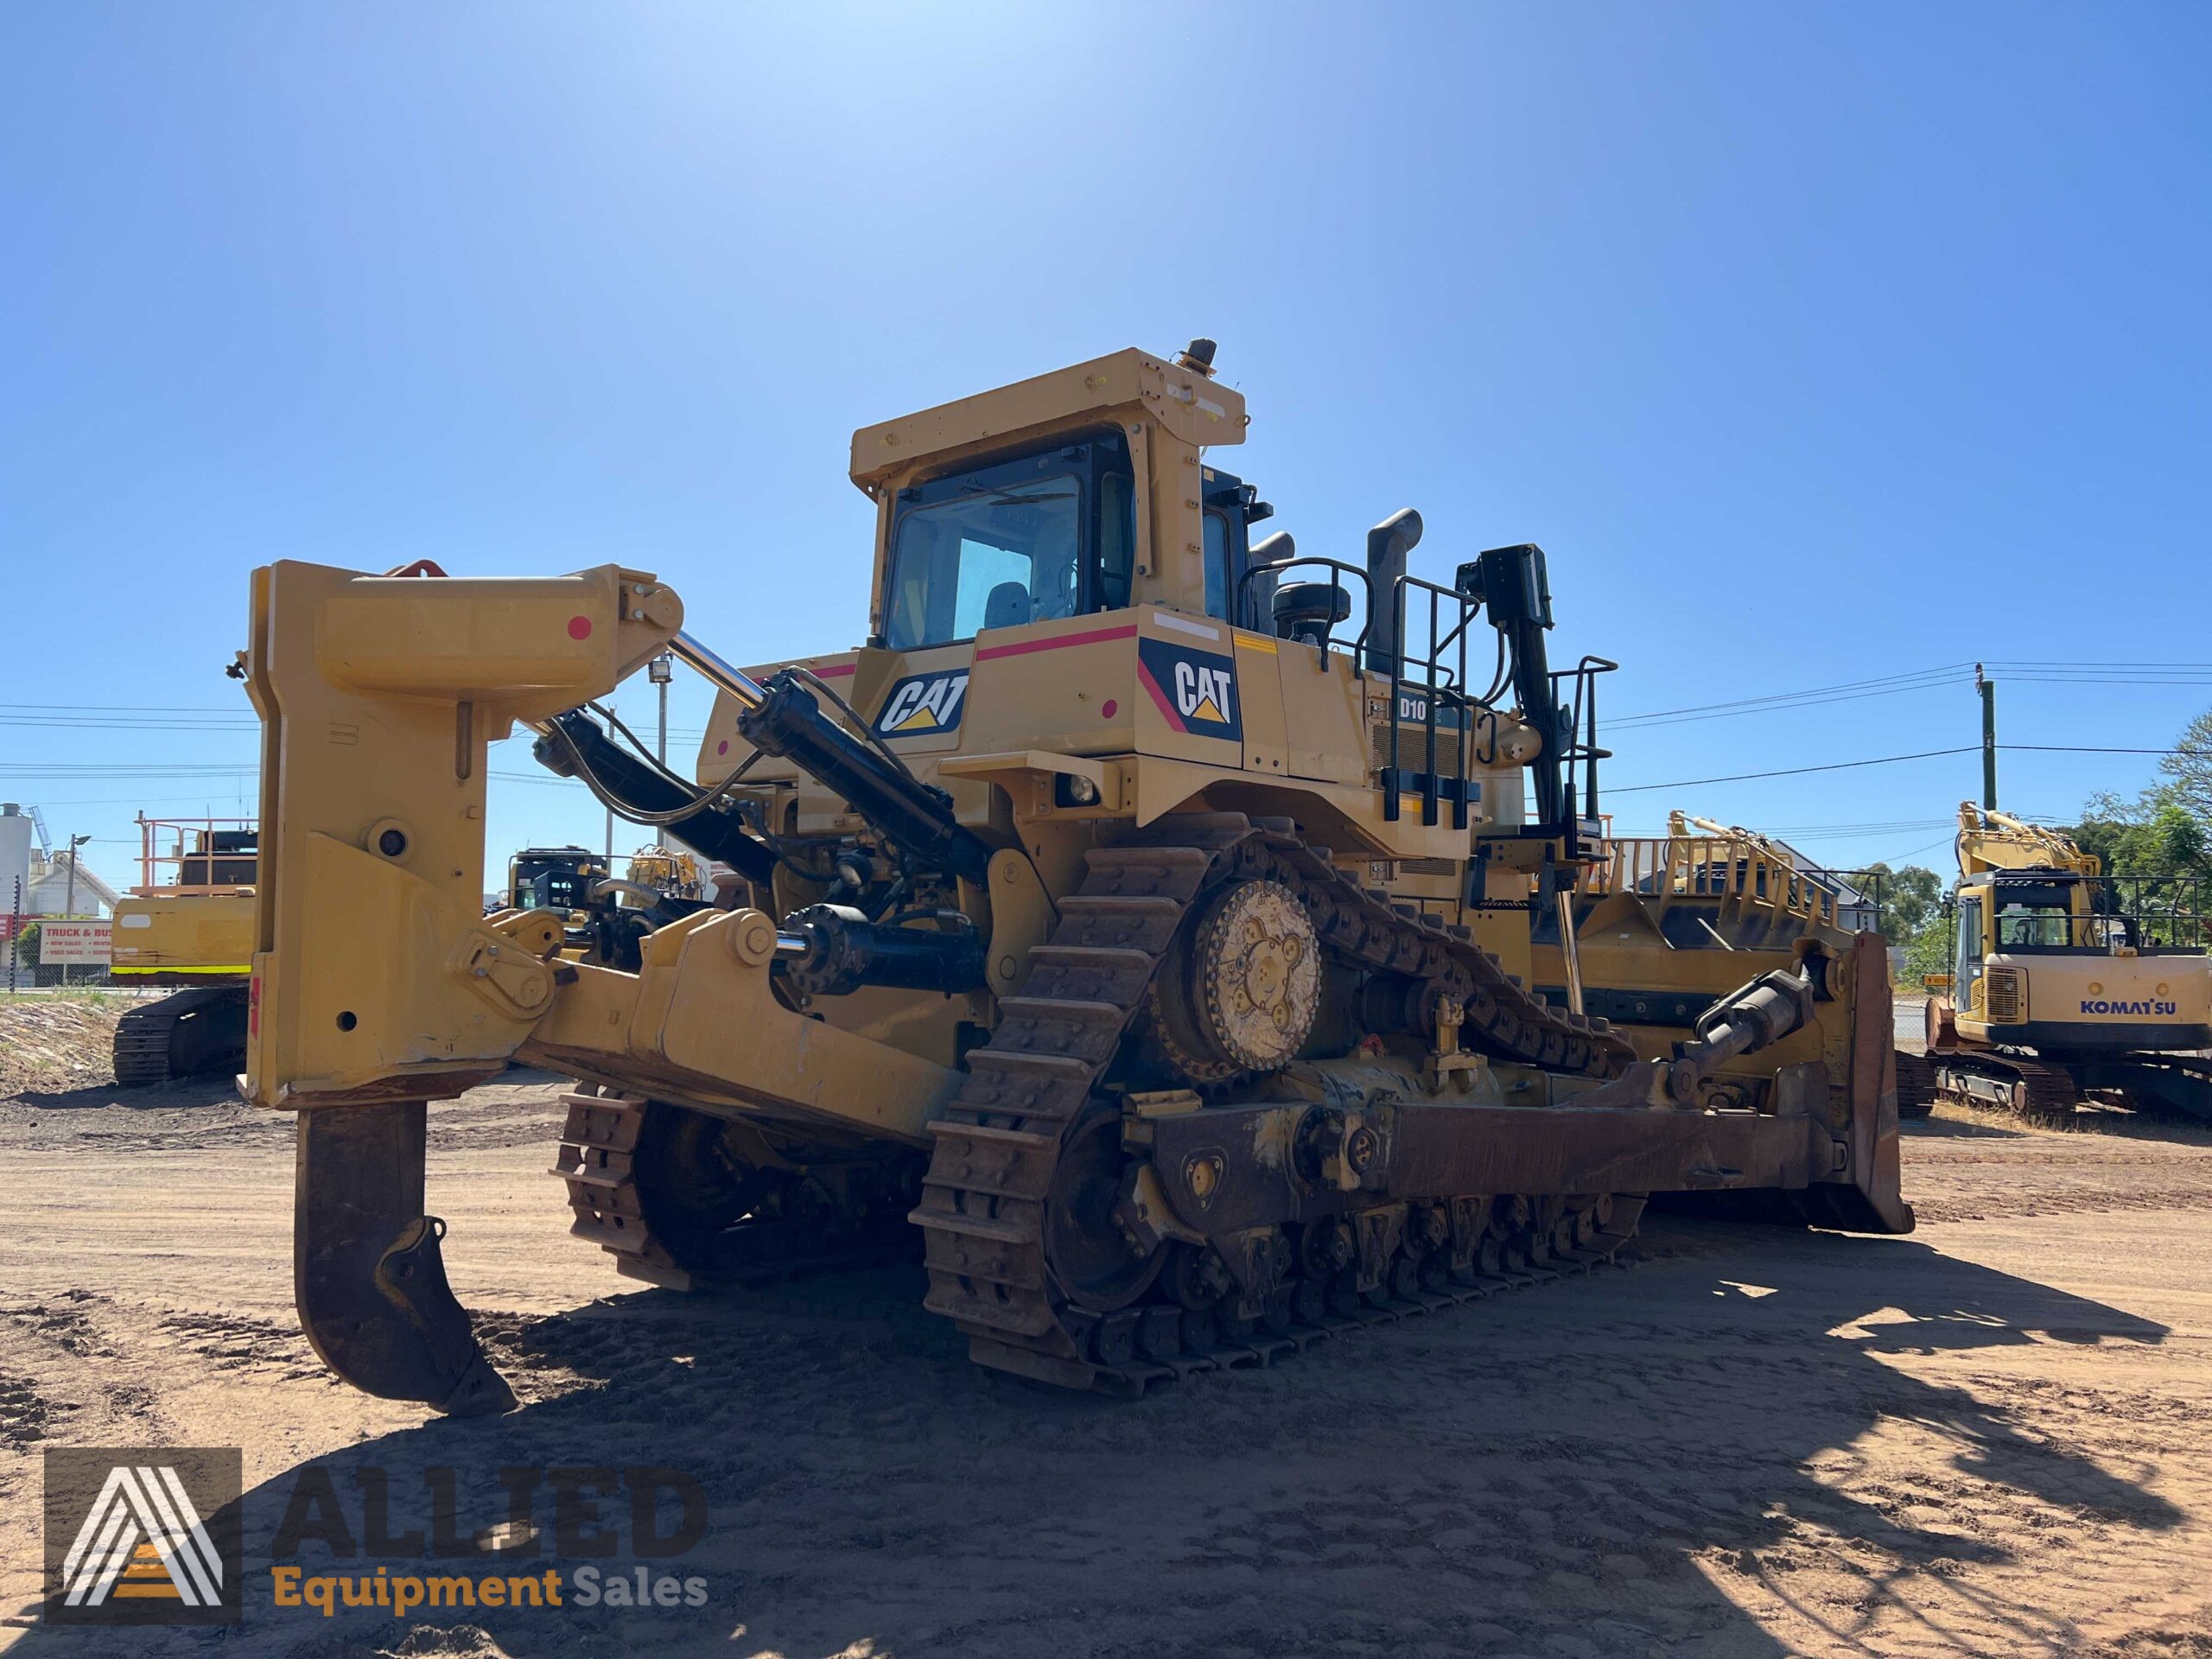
[1923,803,2212,1120]
[237,340,1910,1416]
[109,817,257,1085]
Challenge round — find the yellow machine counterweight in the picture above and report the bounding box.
[238,343,1911,1414]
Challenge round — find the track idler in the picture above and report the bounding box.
[294,1103,516,1417]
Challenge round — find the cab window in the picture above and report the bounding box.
[1955,896,1983,998]
[1997,901,2070,949]
[1202,510,1231,621]
[885,474,1080,649]
[883,435,1135,651]
[1100,472,1135,612]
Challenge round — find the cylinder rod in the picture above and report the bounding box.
[1554,887,1586,1017]
[670,632,769,712]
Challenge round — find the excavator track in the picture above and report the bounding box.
[112,983,251,1087]
[1924,1047,2082,1123]
[912,814,1646,1395]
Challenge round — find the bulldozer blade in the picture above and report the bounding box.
[1793,933,1913,1234]
[294,1102,517,1416]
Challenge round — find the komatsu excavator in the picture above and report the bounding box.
[1924,803,2212,1119]
[239,341,1911,1416]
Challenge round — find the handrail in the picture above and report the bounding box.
[1384,572,1479,829]
[132,814,259,898]
[1235,556,1372,657]
[1573,825,1885,933]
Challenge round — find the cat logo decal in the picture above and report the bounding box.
[874,669,971,737]
[1136,639,1242,741]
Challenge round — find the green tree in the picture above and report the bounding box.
[2067,791,2210,879]
[2158,709,2212,825]
[1902,918,1953,986]
[1853,861,1943,942]
[2065,776,2212,950]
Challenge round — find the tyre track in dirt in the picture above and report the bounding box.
[0,1058,2209,1656]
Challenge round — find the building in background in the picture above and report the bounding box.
[0,804,33,920]
[28,849,120,918]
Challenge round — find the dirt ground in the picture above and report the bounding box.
[3,997,2211,1657]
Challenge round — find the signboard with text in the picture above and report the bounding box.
[38,920,113,966]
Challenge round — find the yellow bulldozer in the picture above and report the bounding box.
[1529,810,1936,1101]
[238,340,1910,1415]
[1923,803,2212,1120]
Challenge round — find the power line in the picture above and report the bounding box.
[1608,743,2212,796]
[0,702,249,713]
[1606,747,1977,792]
[1608,665,1974,729]
[0,764,257,778]
[1609,659,2212,731]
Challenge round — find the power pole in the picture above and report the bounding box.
[1975,663,1998,811]
[61,833,84,988]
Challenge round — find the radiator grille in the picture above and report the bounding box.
[1985,967,2024,1023]
[1371,722,1465,778]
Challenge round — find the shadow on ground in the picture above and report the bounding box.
[16,1224,2186,1659]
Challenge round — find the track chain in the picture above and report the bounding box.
[912,813,1644,1394]
[111,984,249,1087]
[113,1005,185,1087]
[553,1090,918,1291]
[1924,1047,2082,1122]
[1894,1049,1936,1121]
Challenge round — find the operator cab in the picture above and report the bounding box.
[875,435,1274,650]
[507,846,605,915]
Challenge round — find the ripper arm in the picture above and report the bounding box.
[244,560,1031,1413]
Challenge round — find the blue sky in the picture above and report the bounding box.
[3,3,2208,895]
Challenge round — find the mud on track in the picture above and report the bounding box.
[2,1037,2210,1656]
